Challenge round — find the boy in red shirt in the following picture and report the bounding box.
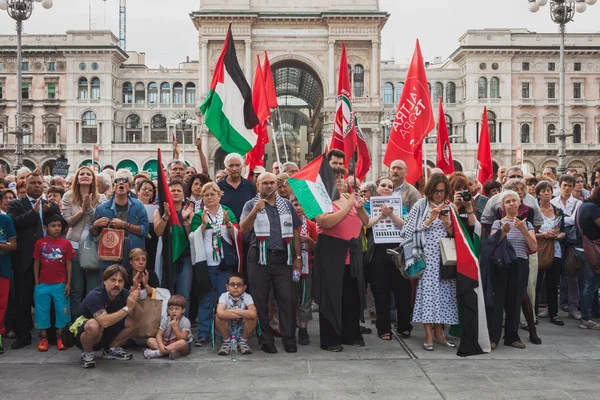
[33,209,75,351]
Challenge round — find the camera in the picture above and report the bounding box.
[460,190,472,202]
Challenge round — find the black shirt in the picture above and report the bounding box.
[75,285,129,319]
[218,177,257,222]
[578,202,600,241]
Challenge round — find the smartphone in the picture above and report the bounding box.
[515,216,525,221]
[439,209,449,216]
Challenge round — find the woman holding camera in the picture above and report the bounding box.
[449,174,477,236]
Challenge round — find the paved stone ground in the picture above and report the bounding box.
[2,309,600,399]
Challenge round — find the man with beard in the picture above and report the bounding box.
[74,265,143,368]
[327,149,345,169]
[240,172,302,354]
[90,170,149,273]
[389,160,421,212]
[168,160,186,182]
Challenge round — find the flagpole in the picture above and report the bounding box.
[276,107,288,162]
[270,117,282,166]
[423,139,429,182]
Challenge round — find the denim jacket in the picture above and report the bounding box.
[94,195,149,268]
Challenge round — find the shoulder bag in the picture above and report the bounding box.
[79,234,100,271]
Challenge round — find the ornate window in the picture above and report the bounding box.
[487,110,497,143]
[90,77,100,100]
[125,114,142,143]
[490,77,500,99]
[383,82,394,104]
[46,124,57,144]
[151,114,168,143]
[573,123,582,143]
[148,82,158,104]
[547,123,556,144]
[478,77,488,99]
[521,123,530,144]
[134,82,145,104]
[353,65,364,97]
[446,82,456,104]
[82,111,97,143]
[395,82,404,103]
[185,83,196,104]
[433,82,443,104]
[445,114,453,137]
[78,77,88,99]
[160,82,170,104]
[173,82,183,104]
[123,82,133,104]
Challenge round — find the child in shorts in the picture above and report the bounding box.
[143,295,192,360]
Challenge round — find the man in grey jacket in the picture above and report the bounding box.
[389,160,421,213]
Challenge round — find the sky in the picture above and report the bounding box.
[1,0,599,68]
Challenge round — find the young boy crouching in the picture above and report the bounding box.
[215,273,257,356]
[143,295,192,360]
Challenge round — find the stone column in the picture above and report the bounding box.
[201,39,208,97]
[328,39,335,96]
[371,40,379,97]
[245,39,252,84]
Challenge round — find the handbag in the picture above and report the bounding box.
[440,238,457,266]
[133,298,163,338]
[566,245,584,277]
[386,247,426,280]
[98,225,125,262]
[536,237,555,271]
[575,205,600,274]
[79,234,100,270]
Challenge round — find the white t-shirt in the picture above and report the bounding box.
[218,292,254,310]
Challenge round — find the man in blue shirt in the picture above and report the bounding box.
[217,153,257,222]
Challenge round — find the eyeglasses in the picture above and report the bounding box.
[434,189,447,195]
[508,175,522,179]
[114,178,128,184]
[227,282,244,288]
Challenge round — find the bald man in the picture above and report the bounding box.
[389,160,421,212]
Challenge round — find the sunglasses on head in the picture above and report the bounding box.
[114,178,128,184]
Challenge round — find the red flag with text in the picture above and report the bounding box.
[477,107,493,187]
[246,56,271,178]
[330,43,356,169]
[383,40,434,184]
[436,97,454,174]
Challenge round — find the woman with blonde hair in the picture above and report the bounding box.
[62,166,100,314]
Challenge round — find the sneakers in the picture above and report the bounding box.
[537,309,549,318]
[239,341,252,355]
[218,342,231,356]
[195,337,209,347]
[102,346,133,360]
[37,337,49,352]
[143,348,161,359]
[298,328,310,345]
[81,351,96,368]
[569,311,582,320]
[579,319,600,330]
[56,338,67,351]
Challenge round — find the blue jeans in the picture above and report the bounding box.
[577,250,600,321]
[175,256,193,317]
[197,264,230,339]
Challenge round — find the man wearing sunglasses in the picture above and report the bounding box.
[91,170,149,273]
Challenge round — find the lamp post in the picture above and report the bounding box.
[170,111,197,162]
[0,0,54,171]
[528,0,596,174]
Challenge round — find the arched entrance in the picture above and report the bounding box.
[452,160,463,172]
[117,159,140,175]
[214,147,227,172]
[271,60,324,167]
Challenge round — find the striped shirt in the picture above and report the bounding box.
[491,219,534,260]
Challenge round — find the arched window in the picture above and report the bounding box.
[125,114,142,143]
[353,65,364,97]
[185,82,196,104]
[395,82,404,103]
[573,123,582,143]
[173,82,183,104]
[134,82,145,104]
[487,110,497,142]
[445,114,453,137]
[478,77,488,99]
[151,114,167,143]
[433,82,444,104]
[521,123,530,143]
[160,82,170,104]
[122,82,133,104]
[78,77,88,99]
[46,124,57,144]
[547,123,556,144]
[90,77,100,99]
[148,82,158,104]
[82,111,97,143]
[490,77,500,99]
[446,82,456,104]
[383,82,394,104]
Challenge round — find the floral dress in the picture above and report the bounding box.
[412,204,459,325]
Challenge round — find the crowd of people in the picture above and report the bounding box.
[0,143,599,369]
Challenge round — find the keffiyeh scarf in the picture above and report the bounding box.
[399,198,428,269]
[205,205,225,262]
[300,216,309,276]
[228,293,245,310]
[252,193,294,266]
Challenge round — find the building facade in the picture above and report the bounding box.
[0,1,599,180]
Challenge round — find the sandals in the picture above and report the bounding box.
[550,317,565,326]
[379,333,392,341]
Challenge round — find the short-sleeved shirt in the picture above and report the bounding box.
[159,315,192,343]
[218,291,254,310]
[240,198,301,250]
[33,237,76,284]
[578,202,600,241]
[218,177,257,222]
[75,285,129,319]
[0,214,17,278]
[491,219,534,260]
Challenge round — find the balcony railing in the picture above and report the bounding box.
[0,143,66,150]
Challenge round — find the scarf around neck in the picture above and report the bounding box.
[300,216,309,275]
[205,205,225,262]
[252,193,294,266]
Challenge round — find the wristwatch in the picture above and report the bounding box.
[122,306,130,314]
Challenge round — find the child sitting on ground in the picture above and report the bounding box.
[215,272,257,356]
[33,208,74,351]
[143,295,192,360]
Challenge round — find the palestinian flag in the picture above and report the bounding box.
[200,24,259,155]
[287,154,338,220]
[156,149,188,292]
[450,208,490,356]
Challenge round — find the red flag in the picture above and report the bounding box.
[354,115,371,181]
[246,56,271,178]
[436,97,454,174]
[330,42,356,169]
[383,40,435,184]
[263,52,278,109]
[477,107,493,186]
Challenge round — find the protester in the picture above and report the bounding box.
[327,149,345,169]
[0,189,15,214]
[526,177,539,197]
[127,248,159,298]
[167,160,186,182]
[143,295,192,360]
[74,265,143,368]
[135,179,156,206]
[187,173,211,212]
[50,176,65,188]
[497,166,508,183]
[389,160,421,212]
[313,166,369,352]
[572,173,590,201]
[483,180,502,198]
[359,181,377,214]
[218,153,257,222]
[276,173,292,199]
[271,162,281,175]
[190,182,238,347]
[0,208,17,354]
[215,170,226,182]
[16,180,26,199]
[134,179,158,272]
[65,174,74,190]
[96,173,112,202]
[488,190,537,350]
[240,172,302,354]
[47,186,65,211]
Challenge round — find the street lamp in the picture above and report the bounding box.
[0,0,54,171]
[170,111,197,162]
[528,0,595,174]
